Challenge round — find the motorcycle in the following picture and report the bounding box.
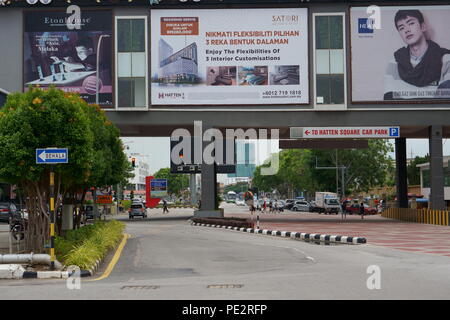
[9,211,28,241]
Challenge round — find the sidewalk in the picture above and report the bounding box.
[225,211,450,258]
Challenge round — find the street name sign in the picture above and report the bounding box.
[36,148,69,164]
[294,127,400,139]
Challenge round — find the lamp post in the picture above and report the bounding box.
[96,34,110,105]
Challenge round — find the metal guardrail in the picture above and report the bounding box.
[382,208,449,226]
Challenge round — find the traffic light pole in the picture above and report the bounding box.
[49,166,55,270]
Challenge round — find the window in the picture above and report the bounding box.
[314,14,346,108]
[115,17,148,109]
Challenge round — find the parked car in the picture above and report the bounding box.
[284,199,296,210]
[82,205,94,220]
[129,202,147,219]
[345,203,377,215]
[291,200,310,212]
[235,199,245,206]
[0,202,19,223]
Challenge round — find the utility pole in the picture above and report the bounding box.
[315,156,346,199]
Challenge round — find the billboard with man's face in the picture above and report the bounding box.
[23,10,113,107]
[351,6,450,103]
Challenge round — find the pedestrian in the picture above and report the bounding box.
[262,200,267,213]
[341,202,347,219]
[360,202,365,219]
[268,201,273,213]
[273,201,279,214]
[163,199,169,214]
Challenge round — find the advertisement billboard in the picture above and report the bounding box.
[150,179,168,198]
[351,5,450,103]
[150,8,309,105]
[24,10,113,107]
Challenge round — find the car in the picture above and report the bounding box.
[235,199,245,206]
[82,205,94,220]
[284,199,296,210]
[0,202,19,223]
[129,202,147,219]
[291,200,310,212]
[345,203,377,215]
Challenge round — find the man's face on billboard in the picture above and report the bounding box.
[396,16,426,46]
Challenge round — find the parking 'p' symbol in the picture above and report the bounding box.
[389,128,399,137]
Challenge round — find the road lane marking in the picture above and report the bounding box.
[87,233,130,282]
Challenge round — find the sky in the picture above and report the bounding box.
[121,137,450,183]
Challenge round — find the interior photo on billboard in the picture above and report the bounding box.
[351,5,450,103]
[23,10,113,107]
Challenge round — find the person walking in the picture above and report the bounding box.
[360,202,365,220]
[341,202,347,219]
[268,201,273,213]
[163,199,169,214]
[262,200,267,213]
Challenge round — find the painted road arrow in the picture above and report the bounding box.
[36,148,69,164]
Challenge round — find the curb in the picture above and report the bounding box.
[190,222,367,244]
[14,260,100,279]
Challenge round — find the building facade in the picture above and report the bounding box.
[1,0,450,214]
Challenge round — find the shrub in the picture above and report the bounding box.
[55,220,125,269]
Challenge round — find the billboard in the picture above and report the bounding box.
[150,8,309,105]
[150,179,168,198]
[351,5,450,103]
[24,11,113,107]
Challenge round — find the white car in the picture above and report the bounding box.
[235,199,245,206]
[291,200,310,212]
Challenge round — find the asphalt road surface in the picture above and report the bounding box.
[1,206,450,300]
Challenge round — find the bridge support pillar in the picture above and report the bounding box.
[429,125,445,210]
[395,138,408,208]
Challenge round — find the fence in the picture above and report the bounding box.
[382,208,449,226]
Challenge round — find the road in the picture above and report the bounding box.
[1,204,450,300]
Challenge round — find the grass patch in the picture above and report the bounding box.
[55,220,125,270]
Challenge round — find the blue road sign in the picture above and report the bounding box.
[36,148,69,164]
[389,127,400,137]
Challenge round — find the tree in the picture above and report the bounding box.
[0,87,131,251]
[153,168,189,196]
[407,155,429,185]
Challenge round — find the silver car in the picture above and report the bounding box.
[291,200,310,212]
[129,202,147,219]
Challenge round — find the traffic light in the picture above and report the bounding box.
[131,158,136,168]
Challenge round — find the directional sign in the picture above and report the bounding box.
[297,127,400,139]
[36,148,68,164]
[96,195,113,205]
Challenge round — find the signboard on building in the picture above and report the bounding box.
[351,5,450,103]
[150,8,309,105]
[23,10,113,107]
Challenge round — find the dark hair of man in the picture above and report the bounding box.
[75,37,94,50]
[394,10,424,30]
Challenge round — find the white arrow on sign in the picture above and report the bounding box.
[39,151,46,162]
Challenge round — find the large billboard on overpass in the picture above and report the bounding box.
[150,8,309,105]
[351,5,450,103]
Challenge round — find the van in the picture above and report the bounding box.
[129,202,147,219]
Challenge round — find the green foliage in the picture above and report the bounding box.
[121,200,131,210]
[55,220,124,269]
[252,140,394,196]
[0,87,93,185]
[407,155,429,185]
[154,167,189,196]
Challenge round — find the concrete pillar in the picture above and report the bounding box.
[429,126,445,210]
[395,138,408,208]
[194,123,223,218]
[190,174,197,205]
[61,204,74,231]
